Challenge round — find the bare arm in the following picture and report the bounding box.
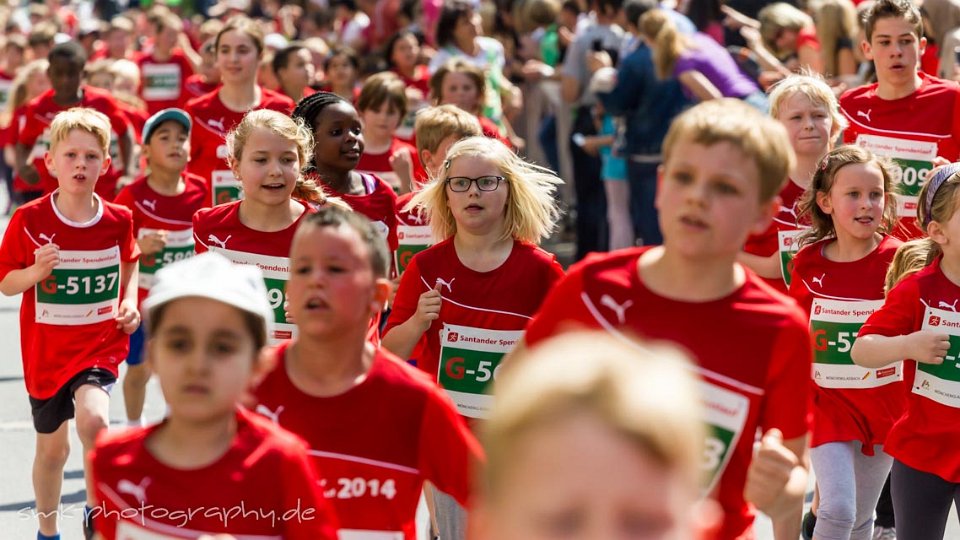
[737,251,783,279]
[561,74,581,104]
[852,331,950,368]
[381,284,442,360]
[744,430,808,540]
[0,243,58,296]
[14,142,39,186]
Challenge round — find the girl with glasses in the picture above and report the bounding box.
[382,135,564,540]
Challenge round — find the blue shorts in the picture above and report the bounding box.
[126,324,146,366]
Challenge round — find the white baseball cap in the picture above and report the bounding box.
[143,252,274,333]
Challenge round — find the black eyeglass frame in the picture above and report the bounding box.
[444,175,507,192]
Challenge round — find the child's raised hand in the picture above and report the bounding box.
[906,330,952,365]
[137,231,167,256]
[31,243,60,282]
[414,282,443,330]
[390,148,414,192]
[116,299,141,334]
[743,428,799,515]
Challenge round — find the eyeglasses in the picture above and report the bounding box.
[445,175,506,192]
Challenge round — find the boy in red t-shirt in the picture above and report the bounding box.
[136,12,197,115]
[521,99,813,540]
[840,0,960,239]
[0,108,140,540]
[252,207,483,539]
[113,108,209,427]
[15,41,134,201]
[356,71,427,194]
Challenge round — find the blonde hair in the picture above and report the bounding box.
[796,145,898,248]
[408,136,562,243]
[916,165,960,263]
[812,0,858,78]
[759,2,815,56]
[639,9,688,80]
[483,331,705,497]
[768,71,847,138]
[414,104,483,166]
[228,109,333,204]
[663,99,795,202]
[885,238,932,294]
[48,107,111,155]
[2,59,48,128]
[109,59,142,88]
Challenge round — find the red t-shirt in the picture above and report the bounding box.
[478,115,512,150]
[8,107,38,194]
[859,257,960,481]
[311,171,399,251]
[114,173,210,305]
[840,73,960,239]
[788,235,905,452]
[116,100,149,143]
[742,178,808,293]
[91,407,339,540]
[385,239,564,399]
[184,87,295,204]
[253,344,482,539]
[355,137,427,192]
[524,247,812,540]
[393,67,430,142]
[0,193,140,399]
[193,200,311,342]
[136,49,196,115]
[183,74,220,100]
[19,86,132,200]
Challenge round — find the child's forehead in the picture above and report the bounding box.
[152,120,188,136]
[319,102,360,123]
[48,56,83,73]
[245,126,298,150]
[57,128,104,148]
[871,16,919,39]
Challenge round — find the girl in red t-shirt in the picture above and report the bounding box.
[386,30,431,142]
[853,163,960,539]
[428,58,514,150]
[91,252,338,539]
[1,58,49,205]
[788,145,903,540]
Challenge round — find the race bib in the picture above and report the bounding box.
[394,224,432,276]
[212,168,243,206]
[141,63,182,101]
[28,127,52,163]
[36,246,121,325]
[778,229,804,287]
[438,324,522,419]
[138,228,194,290]
[855,134,936,218]
[700,380,749,497]
[917,307,960,408]
[811,299,900,389]
[212,248,294,343]
[0,78,12,109]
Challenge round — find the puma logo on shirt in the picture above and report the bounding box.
[812,274,826,287]
[939,299,959,312]
[857,109,872,123]
[141,199,157,212]
[255,404,284,424]
[600,294,633,324]
[117,477,151,504]
[38,233,56,244]
[207,118,225,131]
[207,234,231,249]
[436,277,455,293]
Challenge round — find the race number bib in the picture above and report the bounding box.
[778,229,804,287]
[394,224,432,276]
[212,145,243,205]
[438,324,522,419]
[36,246,121,325]
[811,299,900,388]
[141,63,182,101]
[27,127,52,163]
[0,78,12,109]
[917,307,960,408]
[212,249,294,343]
[856,134,936,218]
[700,380,749,497]
[138,228,194,290]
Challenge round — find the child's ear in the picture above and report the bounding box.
[860,38,873,61]
[371,277,392,310]
[99,155,112,175]
[928,220,949,246]
[43,151,54,174]
[919,36,927,56]
[750,195,780,235]
[816,190,833,216]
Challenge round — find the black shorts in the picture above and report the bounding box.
[29,368,116,434]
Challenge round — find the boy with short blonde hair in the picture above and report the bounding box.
[523,99,812,540]
[0,107,140,540]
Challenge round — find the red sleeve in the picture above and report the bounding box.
[280,441,340,540]
[758,316,813,439]
[113,185,135,211]
[118,208,141,263]
[787,249,813,315]
[106,101,131,136]
[193,212,209,254]
[859,277,921,337]
[18,104,41,147]
[797,26,820,52]
[383,254,424,335]
[0,209,28,282]
[523,264,593,347]
[418,387,485,506]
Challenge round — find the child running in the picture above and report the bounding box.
[113,108,209,427]
[194,109,323,344]
[471,331,721,539]
[185,17,295,205]
[293,91,399,252]
[252,206,482,540]
[90,252,339,539]
[852,163,960,539]
[0,108,140,540]
[788,145,904,540]
[521,99,812,540]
